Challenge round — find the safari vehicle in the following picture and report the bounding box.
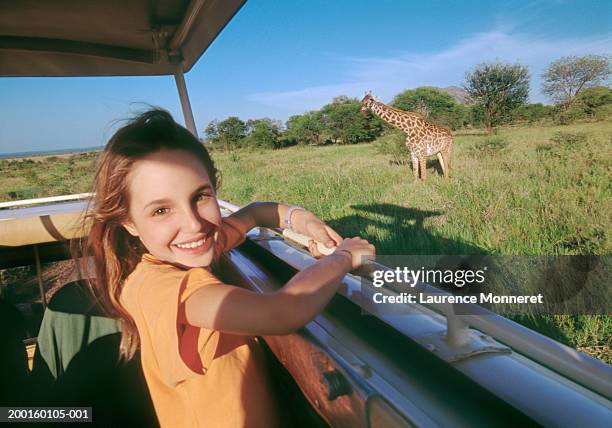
[1,1,611,427]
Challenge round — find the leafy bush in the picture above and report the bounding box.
[7,188,42,200]
[552,111,574,125]
[594,104,612,120]
[7,190,24,200]
[538,131,590,159]
[551,88,612,124]
[469,137,510,157]
[374,130,408,164]
[512,103,554,124]
[574,86,612,117]
[558,87,612,122]
[550,131,588,147]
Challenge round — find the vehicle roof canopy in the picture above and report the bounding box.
[0,0,246,77]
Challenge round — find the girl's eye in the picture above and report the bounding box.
[195,193,211,202]
[152,207,169,217]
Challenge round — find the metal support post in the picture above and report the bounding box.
[174,62,199,138]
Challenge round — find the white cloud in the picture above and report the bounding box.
[249,30,612,112]
[248,82,372,114]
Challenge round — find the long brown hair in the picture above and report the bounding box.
[85,109,219,360]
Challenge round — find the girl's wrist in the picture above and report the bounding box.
[331,249,353,270]
[290,208,318,235]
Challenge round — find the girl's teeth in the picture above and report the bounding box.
[176,238,205,249]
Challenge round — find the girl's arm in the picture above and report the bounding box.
[230,202,342,252]
[184,237,374,336]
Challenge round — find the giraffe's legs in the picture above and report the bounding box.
[419,157,427,181]
[443,147,452,178]
[411,157,419,181]
[437,152,447,178]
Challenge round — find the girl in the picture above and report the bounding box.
[86,109,375,427]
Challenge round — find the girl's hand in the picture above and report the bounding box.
[294,211,343,258]
[333,237,376,270]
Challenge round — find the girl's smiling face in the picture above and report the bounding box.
[123,148,221,268]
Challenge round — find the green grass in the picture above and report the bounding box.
[212,120,611,361]
[0,152,98,200]
[1,121,610,361]
[214,120,611,256]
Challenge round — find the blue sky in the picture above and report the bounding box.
[1,0,611,154]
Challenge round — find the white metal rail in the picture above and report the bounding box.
[0,193,93,209]
[218,199,612,402]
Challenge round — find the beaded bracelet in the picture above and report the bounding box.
[284,205,305,231]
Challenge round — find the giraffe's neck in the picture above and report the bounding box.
[369,101,422,132]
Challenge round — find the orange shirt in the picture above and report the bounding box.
[121,217,281,428]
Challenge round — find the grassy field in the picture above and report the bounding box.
[0,152,98,200]
[212,120,611,361]
[1,120,610,361]
[214,121,611,256]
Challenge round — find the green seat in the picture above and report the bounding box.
[31,281,158,427]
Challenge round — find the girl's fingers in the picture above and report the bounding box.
[325,225,343,246]
[308,239,323,258]
[310,225,337,248]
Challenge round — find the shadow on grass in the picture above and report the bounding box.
[426,158,444,176]
[328,204,584,353]
[387,158,445,177]
[327,203,486,255]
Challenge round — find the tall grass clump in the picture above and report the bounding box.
[468,136,510,157]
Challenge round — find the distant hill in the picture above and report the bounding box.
[440,86,469,104]
[0,146,103,160]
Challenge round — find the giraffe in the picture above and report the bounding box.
[361,94,453,181]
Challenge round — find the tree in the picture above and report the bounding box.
[558,86,612,122]
[392,87,469,130]
[463,62,530,132]
[204,119,219,143]
[204,117,247,150]
[393,87,455,116]
[284,111,325,145]
[245,118,282,149]
[320,96,382,144]
[542,55,611,108]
